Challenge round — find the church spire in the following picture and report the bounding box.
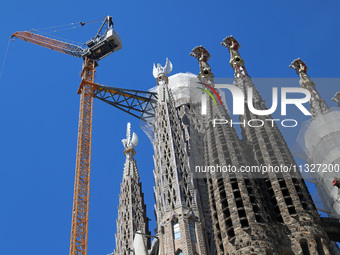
[220,35,333,254]
[290,58,330,117]
[191,45,280,255]
[152,58,209,255]
[114,123,150,255]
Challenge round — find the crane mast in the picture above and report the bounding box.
[70,57,97,255]
[12,16,122,255]
[12,16,156,255]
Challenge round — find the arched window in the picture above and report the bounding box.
[189,222,196,242]
[173,220,180,240]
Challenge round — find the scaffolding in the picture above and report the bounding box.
[293,107,340,218]
[140,72,229,144]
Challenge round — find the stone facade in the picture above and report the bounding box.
[152,60,209,255]
[113,39,339,255]
[219,36,334,254]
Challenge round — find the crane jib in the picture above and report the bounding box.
[11,28,122,61]
[11,31,85,58]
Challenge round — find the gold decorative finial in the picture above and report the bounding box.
[289,58,315,90]
[221,35,248,77]
[190,46,214,79]
[290,58,330,117]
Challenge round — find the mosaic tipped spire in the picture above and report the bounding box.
[190,45,214,79]
[221,35,248,77]
[290,58,330,117]
[114,122,150,254]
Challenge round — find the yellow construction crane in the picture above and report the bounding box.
[11,16,122,255]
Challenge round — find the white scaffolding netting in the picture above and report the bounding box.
[140,72,229,144]
[140,72,200,144]
[292,107,340,218]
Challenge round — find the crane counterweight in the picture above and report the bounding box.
[82,28,122,61]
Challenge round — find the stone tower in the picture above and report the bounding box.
[152,59,209,255]
[290,59,340,252]
[219,36,334,254]
[114,123,150,255]
[112,40,339,255]
[191,46,279,255]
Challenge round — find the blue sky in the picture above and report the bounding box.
[0,1,339,254]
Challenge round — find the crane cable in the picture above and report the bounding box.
[32,18,103,33]
[2,18,104,79]
[30,18,103,46]
[0,38,11,81]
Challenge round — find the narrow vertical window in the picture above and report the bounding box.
[300,239,310,255]
[176,250,183,255]
[173,220,180,239]
[315,235,325,255]
[189,222,196,242]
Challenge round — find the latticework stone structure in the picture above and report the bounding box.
[152,59,209,255]
[113,38,340,255]
[114,123,150,255]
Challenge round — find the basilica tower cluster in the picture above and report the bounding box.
[113,37,339,255]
